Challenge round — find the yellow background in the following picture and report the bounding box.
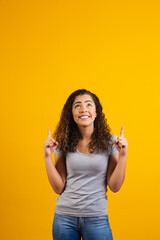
[0,0,160,239]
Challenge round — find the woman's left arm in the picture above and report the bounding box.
[107,126,128,193]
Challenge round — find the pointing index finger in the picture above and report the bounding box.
[120,126,124,137]
[48,127,51,138]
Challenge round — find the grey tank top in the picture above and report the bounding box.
[53,134,118,217]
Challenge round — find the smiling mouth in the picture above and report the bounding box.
[78,116,90,119]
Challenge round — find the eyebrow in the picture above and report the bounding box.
[73,100,93,106]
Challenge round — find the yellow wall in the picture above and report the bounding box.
[0,0,160,239]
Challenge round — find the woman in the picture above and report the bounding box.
[44,89,128,240]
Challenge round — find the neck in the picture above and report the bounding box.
[78,125,94,141]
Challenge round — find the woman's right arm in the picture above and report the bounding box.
[44,154,66,194]
[44,127,66,195]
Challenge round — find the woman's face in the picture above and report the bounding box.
[72,94,97,127]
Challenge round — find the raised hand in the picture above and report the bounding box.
[44,127,59,158]
[114,126,128,156]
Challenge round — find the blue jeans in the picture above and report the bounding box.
[52,213,113,240]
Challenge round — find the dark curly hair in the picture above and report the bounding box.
[53,89,114,157]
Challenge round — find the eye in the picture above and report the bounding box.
[75,105,80,108]
[87,103,92,107]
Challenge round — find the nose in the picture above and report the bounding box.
[78,104,89,114]
[79,110,88,113]
[79,106,88,113]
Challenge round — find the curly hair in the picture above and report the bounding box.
[53,89,114,157]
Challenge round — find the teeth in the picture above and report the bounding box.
[80,116,89,119]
